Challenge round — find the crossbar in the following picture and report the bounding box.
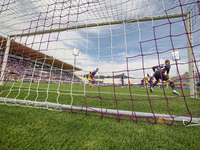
[10,12,188,37]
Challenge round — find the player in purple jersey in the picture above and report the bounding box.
[90,68,99,88]
[148,74,154,88]
[150,60,180,95]
[140,79,144,88]
[121,73,124,88]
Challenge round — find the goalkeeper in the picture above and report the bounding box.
[150,60,180,95]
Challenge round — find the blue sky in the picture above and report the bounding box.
[71,17,189,77]
[0,0,199,78]
[10,15,191,78]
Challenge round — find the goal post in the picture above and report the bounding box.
[0,36,11,86]
[185,12,196,98]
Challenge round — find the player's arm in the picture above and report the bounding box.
[161,66,170,78]
[152,66,158,72]
[164,65,170,76]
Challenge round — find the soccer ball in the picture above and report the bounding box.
[157,116,165,123]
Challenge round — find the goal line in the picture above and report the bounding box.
[1,97,199,125]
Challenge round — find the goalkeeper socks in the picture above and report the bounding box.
[170,82,175,90]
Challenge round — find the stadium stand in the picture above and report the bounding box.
[170,72,199,89]
[0,35,196,87]
[0,36,83,84]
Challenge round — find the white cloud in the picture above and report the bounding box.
[1,0,197,78]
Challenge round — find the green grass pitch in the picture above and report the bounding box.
[0,82,200,149]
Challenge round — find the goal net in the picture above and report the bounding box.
[0,0,200,126]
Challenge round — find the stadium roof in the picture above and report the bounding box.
[0,36,81,71]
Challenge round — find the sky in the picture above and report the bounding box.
[0,0,199,78]
[17,17,190,78]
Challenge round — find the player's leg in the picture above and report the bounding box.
[92,77,96,83]
[89,80,92,85]
[145,81,148,88]
[88,76,92,85]
[166,78,180,95]
[149,77,154,89]
[150,72,160,92]
[150,79,159,92]
[90,75,95,88]
[149,81,153,89]
[121,81,124,88]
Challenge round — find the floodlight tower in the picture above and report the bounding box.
[73,48,79,70]
[172,51,181,77]
[70,48,79,106]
